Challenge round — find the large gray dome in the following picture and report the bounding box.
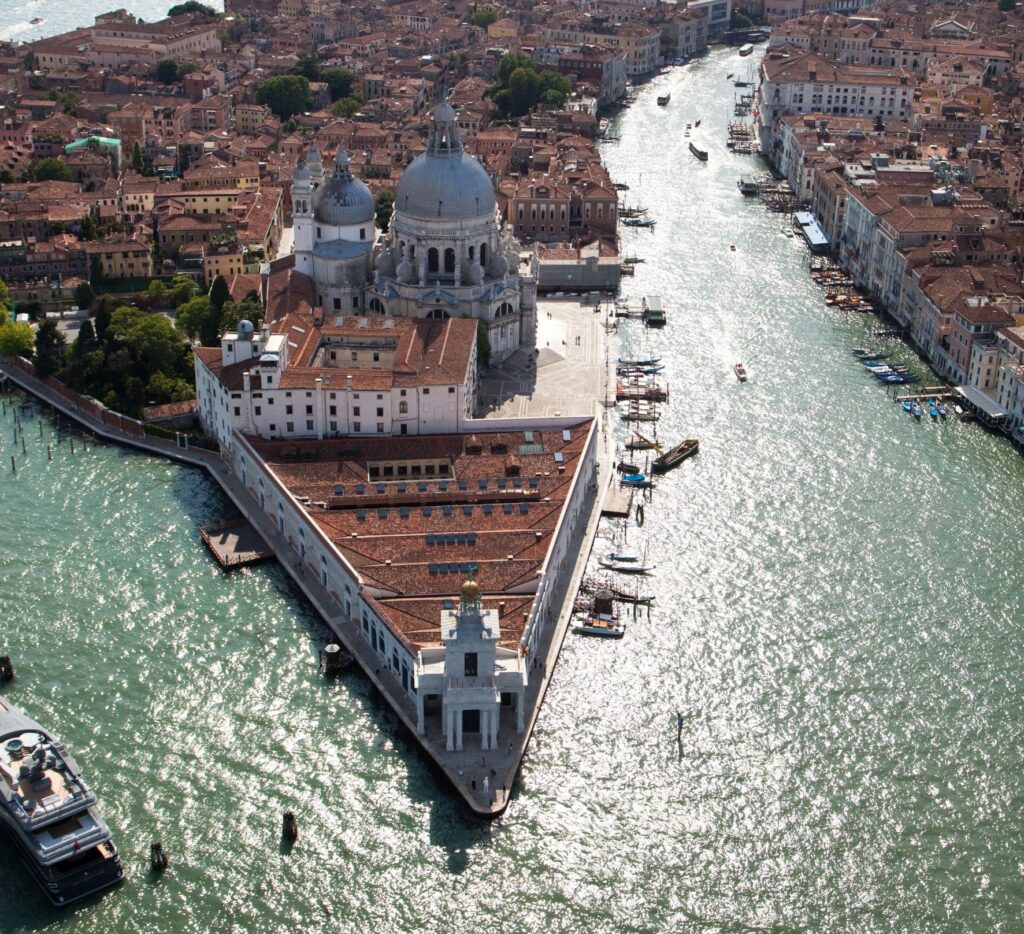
[395,102,496,222]
[314,148,375,226]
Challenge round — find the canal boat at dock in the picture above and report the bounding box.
[619,356,661,366]
[689,141,709,161]
[574,591,625,638]
[598,557,655,574]
[0,698,123,905]
[738,175,758,196]
[642,295,666,327]
[651,438,699,474]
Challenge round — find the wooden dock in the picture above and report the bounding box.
[200,518,273,569]
[616,383,669,402]
[602,484,633,518]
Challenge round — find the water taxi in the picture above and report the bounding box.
[657,93,671,106]
[734,363,748,382]
[739,43,754,56]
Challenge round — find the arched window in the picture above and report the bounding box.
[468,245,475,261]
[495,302,514,318]
[480,243,488,267]
[399,400,408,414]
[399,240,405,257]
[368,297,385,314]
[428,247,439,273]
[444,248,455,274]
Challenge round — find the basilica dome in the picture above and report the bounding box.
[395,102,496,222]
[314,148,375,227]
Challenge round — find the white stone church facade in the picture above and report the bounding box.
[291,100,537,363]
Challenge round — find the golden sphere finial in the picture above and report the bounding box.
[460,579,481,603]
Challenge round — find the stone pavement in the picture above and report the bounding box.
[478,297,616,419]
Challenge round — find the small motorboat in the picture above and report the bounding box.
[937,405,947,418]
[620,473,650,487]
[929,404,938,418]
[851,347,873,356]
[734,363,748,382]
[689,141,709,161]
[694,119,701,127]
[911,402,922,419]
[616,461,640,474]
[598,558,655,574]
[605,551,639,563]
[574,615,626,638]
[30,16,43,23]
[855,351,891,361]
[954,405,964,416]
[902,400,913,413]
[726,73,735,79]
[657,93,671,106]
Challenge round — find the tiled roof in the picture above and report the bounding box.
[252,421,594,650]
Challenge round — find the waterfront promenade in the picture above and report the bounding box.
[1,313,613,815]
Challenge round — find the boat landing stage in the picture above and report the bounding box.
[200,518,273,569]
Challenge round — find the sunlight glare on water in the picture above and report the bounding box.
[2,46,1024,933]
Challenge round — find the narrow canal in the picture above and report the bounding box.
[3,47,1024,932]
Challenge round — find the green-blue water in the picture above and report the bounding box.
[3,47,1024,932]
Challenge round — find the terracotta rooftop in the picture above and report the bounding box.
[250,421,595,652]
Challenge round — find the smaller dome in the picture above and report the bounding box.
[460,580,481,603]
[313,148,375,227]
[293,160,310,186]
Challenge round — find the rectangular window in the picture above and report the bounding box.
[448,386,455,394]
[306,420,314,430]
[286,421,294,432]
[354,422,361,432]
[254,406,261,415]
[353,406,360,416]
[464,652,478,677]
[376,407,383,417]
[286,405,293,414]
[233,407,240,416]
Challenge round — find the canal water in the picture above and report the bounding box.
[3,46,1024,932]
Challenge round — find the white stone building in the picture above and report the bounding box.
[368,101,538,364]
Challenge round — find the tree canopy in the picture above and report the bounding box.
[23,158,73,183]
[154,60,179,84]
[491,53,571,116]
[167,1,217,16]
[0,321,33,357]
[59,305,194,417]
[469,6,498,28]
[33,319,66,379]
[375,189,395,232]
[322,67,356,102]
[257,74,312,121]
[331,95,363,119]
